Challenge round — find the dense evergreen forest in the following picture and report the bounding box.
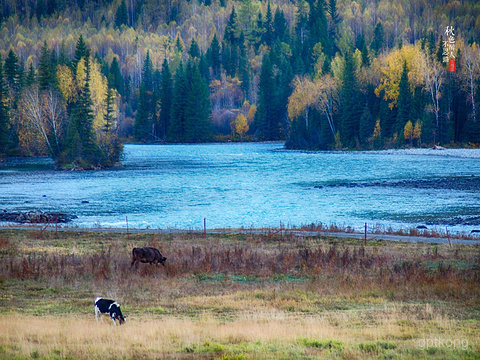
[0,0,479,167]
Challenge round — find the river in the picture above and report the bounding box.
[1,143,480,233]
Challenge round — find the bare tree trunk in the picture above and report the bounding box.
[21,86,54,155]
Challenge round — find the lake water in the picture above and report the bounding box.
[1,143,480,233]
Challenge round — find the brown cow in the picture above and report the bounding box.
[131,247,167,267]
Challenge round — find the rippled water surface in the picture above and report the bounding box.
[1,143,480,231]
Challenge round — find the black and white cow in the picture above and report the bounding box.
[94,297,126,325]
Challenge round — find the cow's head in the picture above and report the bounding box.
[114,312,126,325]
[159,256,167,266]
[111,303,126,325]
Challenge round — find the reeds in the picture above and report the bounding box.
[1,232,478,304]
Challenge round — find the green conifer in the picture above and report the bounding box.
[38,41,55,91]
[169,62,187,141]
[189,38,200,59]
[371,22,384,54]
[0,56,10,155]
[395,61,412,141]
[255,52,276,140]
[159,59,173,139]
[184,61,211,142]
[115,0,129,28]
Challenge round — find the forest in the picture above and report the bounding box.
[0,0,479,168]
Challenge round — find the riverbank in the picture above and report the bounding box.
[2,222,480,244]
[0,228,478,359]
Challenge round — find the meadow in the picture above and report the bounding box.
[0,228,479,359]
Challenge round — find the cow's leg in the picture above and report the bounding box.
[111,315,117,326]
[95,306,100,322]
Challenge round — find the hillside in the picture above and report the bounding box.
[0,0,479,166]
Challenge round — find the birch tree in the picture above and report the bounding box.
[42,88,66,155]
[288,74,338,135]
[460,42,479,125]
[288,75,318,131]
[19,85,53,155]
[419,50,445,133]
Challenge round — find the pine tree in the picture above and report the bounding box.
[77,52,99,163]
[426,31,436,56]
[198,53,210,84]
[189,37,200,59]
[4,49,20,93]
[134,83,152,141]
[133,51,155,141]
[254,10,265,47]
[255,52,276,140]
[340,49,361,148]
[273,8,287,42]
[295,0,308,45]
[159,59,173,139]
[169,62,187,141]
[104,87,116,132]
[58,40,69,66]
[142,50,154,93]
[115,0,129,28]
[275,58,293,138]
[371,22,384,54]
[38,41,55,91]
[361,42,370,67]
[0,56,10,155]
[208,34,221,79]
[73,35,88,70]
[224,6,237,45]
[175,36,183,53]
[378,90,396,140]
[238,43,250,96]
[65,51,100,167]
[359,101,374,145]
[25,62,36,87]
[263,1,274,46]
[108,57,123,96]
[184,61,211,142]
[307,0,333,64]
[328,0,339,25]
[328,0,339,48]
[395,61,411,141]
[436,35,444,64]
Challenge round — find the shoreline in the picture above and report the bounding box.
[2,223,479,245]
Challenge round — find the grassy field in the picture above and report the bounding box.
[0,229,479,359]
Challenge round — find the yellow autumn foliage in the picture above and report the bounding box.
[56,65,77,104]
[404,120,413,142]
[89,58,109,132]
[247,105,257,123]
[413,120,422,141]
[235,113,249,138]
[374,44,425,108]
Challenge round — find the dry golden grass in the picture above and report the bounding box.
[0,306,472,359]
[1,303,478,359]
[0,229,479,359]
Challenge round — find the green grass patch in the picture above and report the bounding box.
[299,338,343,350]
